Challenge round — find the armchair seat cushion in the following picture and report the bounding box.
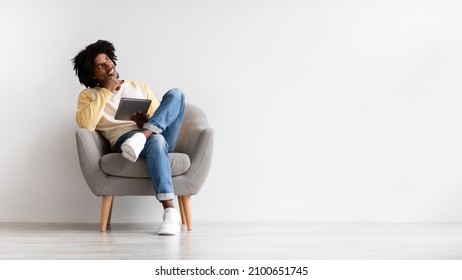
[101,152,191,178]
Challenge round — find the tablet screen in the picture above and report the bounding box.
[114,98,152,120]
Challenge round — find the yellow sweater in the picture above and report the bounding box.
[76,80,160,147]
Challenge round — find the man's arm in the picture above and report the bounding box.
[142,83,160,117]
[76,88,112,130]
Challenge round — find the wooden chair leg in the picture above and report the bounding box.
[101,196,113,232]
[178,196,186,225]
[182,195,193,231]
[107,196,114,226]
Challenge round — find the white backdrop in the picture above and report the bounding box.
[1,0,462,223]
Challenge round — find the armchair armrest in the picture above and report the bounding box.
[175,104,214,194]
[75,128,111,196]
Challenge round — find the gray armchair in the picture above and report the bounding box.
[75,103,214,232]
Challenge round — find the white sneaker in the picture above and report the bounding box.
[158,208,180,235]
[121,132,146,162]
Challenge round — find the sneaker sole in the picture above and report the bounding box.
[121,144,137,162]
[158,228,180,235]
[158,232,179,236]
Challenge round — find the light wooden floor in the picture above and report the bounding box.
[1,222,461,260]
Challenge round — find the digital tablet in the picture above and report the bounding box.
[114,98,152,120]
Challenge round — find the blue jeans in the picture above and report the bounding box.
[113,88,185,201]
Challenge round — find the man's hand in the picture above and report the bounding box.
[102,76,121,92]
[131,111,150,128]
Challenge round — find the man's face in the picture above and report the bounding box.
[93,53,118,84]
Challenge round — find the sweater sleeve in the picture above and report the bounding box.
[143,83,160,117]
[76,87,113,131]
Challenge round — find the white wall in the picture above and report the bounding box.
[1,0,462,223]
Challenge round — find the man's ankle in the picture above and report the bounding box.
[142,129,154,139]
